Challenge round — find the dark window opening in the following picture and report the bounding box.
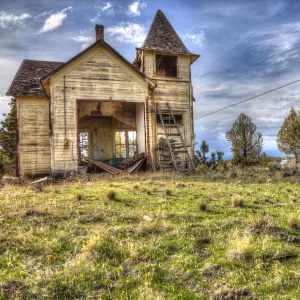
[156,114,183,125]
[156,54,177,77]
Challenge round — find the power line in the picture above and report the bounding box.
[192,0,300,80]
[194,79,300,120]
[193,24,300,95]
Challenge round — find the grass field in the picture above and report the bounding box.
[0,171,300,299]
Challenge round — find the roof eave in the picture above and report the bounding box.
[136,47,200,64]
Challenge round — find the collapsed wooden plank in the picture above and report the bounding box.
[83,158,124,175]
[127,157,146,173]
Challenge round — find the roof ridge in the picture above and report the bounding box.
[141,9,190,55]
[23,59,64,64]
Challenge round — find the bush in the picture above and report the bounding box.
[199,201,207,212]
[268,163,282,173]
[106,190,117,201]
[232,195,244,207]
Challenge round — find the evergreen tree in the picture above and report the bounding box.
[277,107,300,167]
[0,98,17,174]
[195,140,209,166]
[226,113,263,165]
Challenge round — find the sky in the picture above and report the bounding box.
[1,0,300,158]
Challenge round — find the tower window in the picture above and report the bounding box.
[156,54,177,77]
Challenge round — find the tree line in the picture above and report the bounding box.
[196,107,300,168]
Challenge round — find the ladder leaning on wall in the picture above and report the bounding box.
[156,102,196,174]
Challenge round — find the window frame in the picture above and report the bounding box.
[154,54,178,78]
[114,130,137,159]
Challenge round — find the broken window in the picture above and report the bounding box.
[128,131,137,158]
[156,54,177,77]
[114,131,137,158]
[79,131,89,158]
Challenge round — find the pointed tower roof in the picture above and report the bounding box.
[140,10,199,63]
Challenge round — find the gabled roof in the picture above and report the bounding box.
[42,39,156,89]
[6,60,63,97]
[141,10,196,57]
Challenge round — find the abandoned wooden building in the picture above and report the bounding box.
[7,10,200,176]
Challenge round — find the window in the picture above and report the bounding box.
[156,114,183,125]
[115,131,127,158]
[128,131,137,158]
[79,131,89,158]
[156,54,177,77]
[114,131,137,158]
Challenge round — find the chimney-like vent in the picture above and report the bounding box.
[95,24,104,41]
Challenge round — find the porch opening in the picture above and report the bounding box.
[77,100,146,173]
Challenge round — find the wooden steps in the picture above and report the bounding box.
[156,102,196,173]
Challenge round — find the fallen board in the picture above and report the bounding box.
[83,158,124,175]
[127,157,146,173]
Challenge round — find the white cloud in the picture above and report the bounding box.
[183,31,205,47]
[39,7,73,33]
[102,2,114,14]
[127,0,147,17]
[0,11,31,29]
[106,22,146,44]
[90,2,114,23]
[70,35,94,50]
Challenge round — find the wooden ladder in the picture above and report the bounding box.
[157,102,196,173]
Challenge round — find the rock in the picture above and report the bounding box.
[1,175,20,185]
[143,215,153,222]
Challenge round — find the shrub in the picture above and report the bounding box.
[106,190,117,201]
[288,216,299,230]
[268,163,282,173]
[232,195,244,207]
[165,189,172,196]
[76,193,84,201]
[199,201,207,212]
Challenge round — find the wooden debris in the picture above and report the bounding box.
[127,156,146,173]
[83,158,124,175]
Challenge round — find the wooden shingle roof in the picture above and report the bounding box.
[6,60,64,97]
[141,10,190,55]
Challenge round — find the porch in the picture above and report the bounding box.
[77,100,146,172]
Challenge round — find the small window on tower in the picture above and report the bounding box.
[156,54,177,77]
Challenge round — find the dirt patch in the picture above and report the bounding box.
[212,288,252,300]
[0,281,29,298]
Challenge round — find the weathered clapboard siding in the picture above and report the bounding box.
[50,44,148,171]
[141,49,194,165]
[154,81,191,109]
[17,97,50,175]
[178,56,190,81]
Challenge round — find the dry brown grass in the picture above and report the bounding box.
[231,195,244,207]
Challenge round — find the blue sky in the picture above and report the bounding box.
[1,0,300,158]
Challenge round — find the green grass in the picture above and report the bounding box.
[0,172,300,299]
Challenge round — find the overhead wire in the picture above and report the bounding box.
[194,79,300,120]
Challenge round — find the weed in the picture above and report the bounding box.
[165,189,172,196]
[199,201,207,212]
[133,184,139,190]
[288,216,299,230]
[231,195,244,207]
[76,193,84,201]
[106,190,117,201]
